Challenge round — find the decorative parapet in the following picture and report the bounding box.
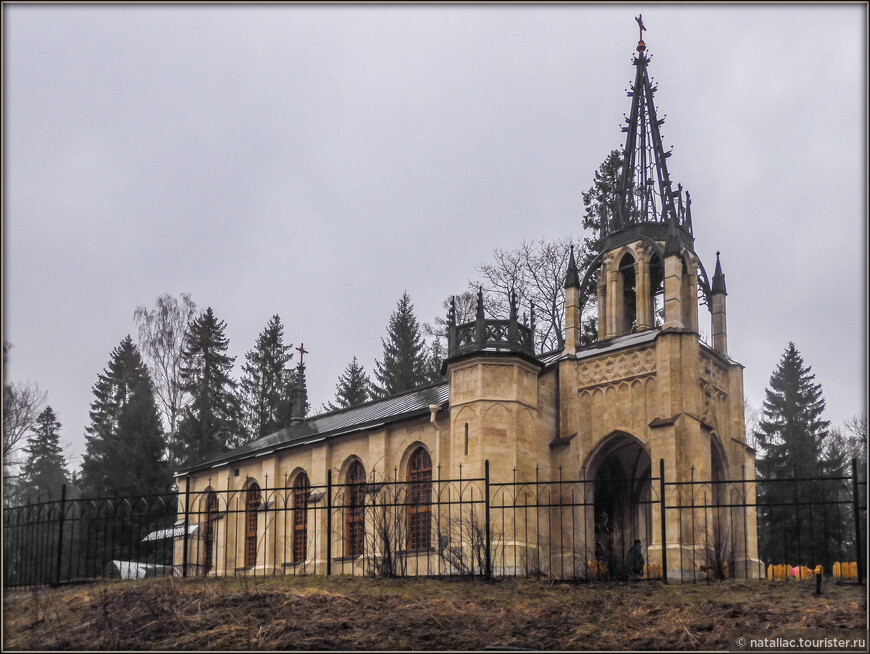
[446,288,536,359]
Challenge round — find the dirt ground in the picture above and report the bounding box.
[3,575,867,651]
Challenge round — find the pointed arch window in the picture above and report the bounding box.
[293,473,311,563]
[649,252,665,327]
[203,491,219,574]
[344,461,366,557]
[619,253,637,334]
[407,448,433,550]
[244,483,261,568]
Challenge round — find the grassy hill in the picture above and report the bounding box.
[3,575,866,650]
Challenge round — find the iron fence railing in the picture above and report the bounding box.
[3,459,865,588]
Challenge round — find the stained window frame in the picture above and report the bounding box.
[292,473,311,563]
[344,461,366,557]
[244,483,262,568]
[407,447,433,550]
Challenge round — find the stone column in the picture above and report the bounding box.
[681,256,699,332]
[606,264,620,339]
[663,255,684,329]
[712,293,727,355]
[635,253,651,331]
[564,284,580,355]
[597,266,607,340]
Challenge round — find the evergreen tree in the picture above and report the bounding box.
[755,342,833,567]
[175,308,243,465]
[80,336,169,496]
[578,149,639,345]
[756,343,830,477]
[329,357,371,410]
[580,149,625,261]
[22,406,69,500]
[240,315,294,441]
[373,292,429,397]
[426,338,445,384]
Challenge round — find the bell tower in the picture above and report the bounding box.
[572,19,723,350]
[561,19,758,580]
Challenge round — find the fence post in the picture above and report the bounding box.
[54,484,67,586]
[326,469,333,576]
[793,466,802,568]
[484,459,492,580]
[182,477,190,578]
[742,464,748,581]
[852,458,864,585]
[660,458,668,584]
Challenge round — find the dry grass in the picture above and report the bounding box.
[3,575,866,650]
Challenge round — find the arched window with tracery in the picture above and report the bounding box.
[407,448,433,549]
[203,491,219,574]
[244,483,262,568]
[293,473,311,563]
[344,461,366,557]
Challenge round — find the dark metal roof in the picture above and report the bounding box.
[177,382,449,475]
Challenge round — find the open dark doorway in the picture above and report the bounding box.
[589,433,652,578]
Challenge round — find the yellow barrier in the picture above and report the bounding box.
[768,564,827,580]
[586,560,607,576]
[767,563,789,580]
[644,563,662,579]
[833,561,858,579]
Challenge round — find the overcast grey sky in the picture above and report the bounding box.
[4,4,867,471]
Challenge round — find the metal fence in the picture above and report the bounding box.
[3,459,865,588]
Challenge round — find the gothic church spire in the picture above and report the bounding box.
[605,17,693,242]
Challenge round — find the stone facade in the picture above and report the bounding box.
[173,37,761,581]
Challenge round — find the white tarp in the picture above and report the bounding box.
[142,523,199,542]
[104,560,171,579]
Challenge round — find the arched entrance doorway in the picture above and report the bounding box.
[708,434,730,579]
[586,432,652,578]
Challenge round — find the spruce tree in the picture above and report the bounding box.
[755,342,832,567]
[240,315,293,441]
[175,308,243,465]
[22,406,69,500]
[80,336,169,496]
[426,338,445,384]
[329,357,371,410]
[373,292,429,397]
[756,342,830,478]
[578,150,638,344]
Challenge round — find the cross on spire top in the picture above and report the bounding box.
[296,343,309,366]
[635,14,647,52]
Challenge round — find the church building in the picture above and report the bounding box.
[174,28,760,581]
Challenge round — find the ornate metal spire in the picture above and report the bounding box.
[604,17,693,241]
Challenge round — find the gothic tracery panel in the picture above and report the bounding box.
[576,347,656,389]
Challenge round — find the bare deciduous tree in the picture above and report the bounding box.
[743,398,761,451]
[3,341,48,500]
[425,291,479,343]
[133,293,197,463]
[475,236,580,353]
[826,414,867,470]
